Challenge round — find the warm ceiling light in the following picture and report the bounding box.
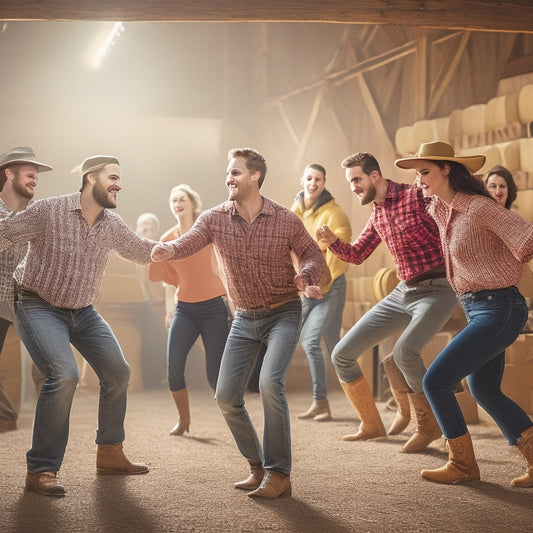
[91,22,125,69]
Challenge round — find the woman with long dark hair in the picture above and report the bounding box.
[396,141,533,487]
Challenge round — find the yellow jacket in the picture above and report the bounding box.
[291,189,352,294]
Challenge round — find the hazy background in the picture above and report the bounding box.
[0,21,248,231]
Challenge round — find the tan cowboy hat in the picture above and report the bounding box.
[395,141,486,174]
[0,146,53,172]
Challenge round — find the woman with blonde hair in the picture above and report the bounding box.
[149,184,230,435]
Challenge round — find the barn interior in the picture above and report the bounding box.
[1,2,533,531]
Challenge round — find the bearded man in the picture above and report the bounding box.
[0,147,53,432]
[0,155,156,497]
[317,152,457,453]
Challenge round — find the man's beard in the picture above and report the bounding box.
[12,176,34,200]
[360,184,376,206]
[93,183,116,208]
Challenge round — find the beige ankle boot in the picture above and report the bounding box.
[421,431,480,484]
[247,470,292,498]
[234,462,264,490]
[297,398,331,421]
[382,353,411,435]
[96,444,149,475]
[170,388,190,435]
[402,392,442,452]
[339,376,386,441]
[512,425,533,487]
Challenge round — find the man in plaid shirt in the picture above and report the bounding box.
[0,155,155,497]
[0,147,53,433]
[318,152,457,453]
[152,147,325,498]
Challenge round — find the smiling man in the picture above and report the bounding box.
[317,151,458,454]
[0,147,53,433]
[290,163,351,422]
[0,155,156,497]
[152,147,325,498]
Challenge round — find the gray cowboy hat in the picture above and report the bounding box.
[0,146,53,172]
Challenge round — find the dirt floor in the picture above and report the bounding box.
[1,385,532,533]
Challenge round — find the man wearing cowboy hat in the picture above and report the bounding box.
[0,154,156,496]
[0,147,53,433]
[317,151,458,454]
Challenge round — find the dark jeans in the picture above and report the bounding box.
[168,296,230,391]
[423,286,533,444]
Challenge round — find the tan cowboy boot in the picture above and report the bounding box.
[382,353,411,435]
[297,398,331,421]
[25,471,66,497]
[247,470,292,498]
[402,393,442,452]
[421,431,480,484]
[512,425,533,487]
[339,376,386,441]
[96,444,149,475]
[170,388,190,435]
[234,462,265,491]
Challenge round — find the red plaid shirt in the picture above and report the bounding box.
[163,197,325,310]
[329,180,444,282]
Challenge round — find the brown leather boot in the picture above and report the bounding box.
[339,376,386,441]
[96,444,149,475]
[234,462,264,490]
[170,388,190,435]
[402,393,442,452]
[382,353,411,435]
[297,398,331,421]
[421,431,480,484]
[247,470,291,498]
[512,425,533,487]
[25,471,66,497]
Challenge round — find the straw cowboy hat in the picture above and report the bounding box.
[0,146,52,191]
[0,146,53,172]
[395,141,486,174]
[78,155,119,177]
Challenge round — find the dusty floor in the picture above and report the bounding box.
[1,386,532,533]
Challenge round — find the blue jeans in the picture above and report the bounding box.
[332,278,457,393]
[215,299,302,476]
[423,286,533,443]
[300,274,346,399]
[14,294,131,473]
[168,296,230,391]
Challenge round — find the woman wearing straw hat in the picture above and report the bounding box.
[395,141,533,487]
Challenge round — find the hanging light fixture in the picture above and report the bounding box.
[91,22,125,69]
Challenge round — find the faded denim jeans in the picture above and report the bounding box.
[300,274,346,399]
[15,293,131,473]
[332,278,457,393]
[215,299,302,476]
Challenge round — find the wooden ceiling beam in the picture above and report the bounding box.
[1,1,533,33]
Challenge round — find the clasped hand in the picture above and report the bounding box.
[151,243,174,262]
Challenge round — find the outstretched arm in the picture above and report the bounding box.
[316,224,338,245]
